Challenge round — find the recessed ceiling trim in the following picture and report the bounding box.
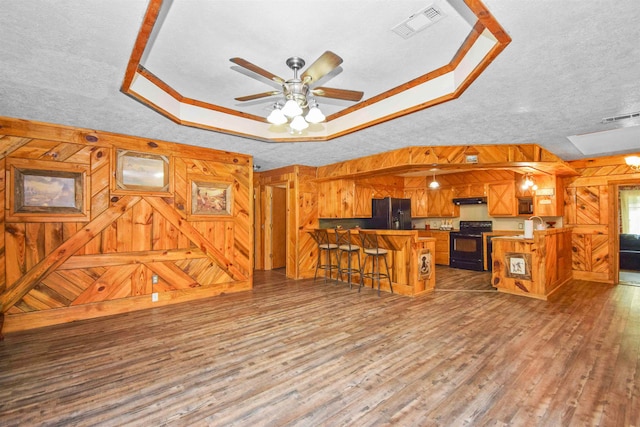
[122,0,510,143]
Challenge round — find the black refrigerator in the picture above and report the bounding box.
[371,197,412,230]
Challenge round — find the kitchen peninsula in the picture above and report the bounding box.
[321,229,436,297]
[491,227,572,300]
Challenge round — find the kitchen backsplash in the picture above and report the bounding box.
[410,204,563,230]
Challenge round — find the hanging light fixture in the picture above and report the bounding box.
[429,171,440,189]
[265,56,326,132]
[521,173,538,191]
[625,155,640,171]
[266,105,287,125]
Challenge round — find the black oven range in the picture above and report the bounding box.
[449,221,493,271]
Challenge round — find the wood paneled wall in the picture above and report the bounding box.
[0,117,253,334]
[255,165,318,279]
[564,154,640,283]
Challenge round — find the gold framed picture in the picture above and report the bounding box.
[188,179,233,218]
[505,252,532,280]
[115,149,171,193]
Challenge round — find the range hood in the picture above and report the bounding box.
[452,197,487,205]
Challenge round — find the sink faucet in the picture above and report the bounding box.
[529,216,546,230]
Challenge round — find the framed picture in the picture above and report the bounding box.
[7,158,89,222]
[188,179,233,218]
[417,248,432,279]
[505,252,532,280]
[115,149,171,193]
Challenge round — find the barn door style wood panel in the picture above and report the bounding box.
[564,153,640,283]
[488,181,516,216]
[0,117,253,334]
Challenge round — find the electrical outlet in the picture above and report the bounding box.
[152,274,158,284]
[152,292,159,302]
[518,222,524,229]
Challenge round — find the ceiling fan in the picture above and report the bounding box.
[230,51,364,130]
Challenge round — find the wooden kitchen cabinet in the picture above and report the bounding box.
[427,188,459,217]
[404,188,429,218]
[488,181,517,216]
[419,230,450,265]
[453,183,487,198]
[533,175,563,217]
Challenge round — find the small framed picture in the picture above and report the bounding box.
[505,252,532,280]
[7,159,89,222]
[114,149,171,193]
[465,154,478,164]
[188,179,233,218]
[417,248,432,279]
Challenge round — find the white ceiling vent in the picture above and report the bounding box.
[392,5,446,39]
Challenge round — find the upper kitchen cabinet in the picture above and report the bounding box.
[318,179,354,218]
[404,188,429,218]
[533,175,564,216]
[453,183,487,198]
[319,177,403,218]
[427,188,460,218]
[488,181,517,216]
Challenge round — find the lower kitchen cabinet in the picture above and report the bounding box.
[419,230,450,265]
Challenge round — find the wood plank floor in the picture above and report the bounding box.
[1,267,639,426]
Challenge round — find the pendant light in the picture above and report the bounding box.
[429,172,440,189]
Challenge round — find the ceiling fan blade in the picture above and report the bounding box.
[230,57,285,84]
[301,51,343,84]
[234,91,281,102]
[312,87,364,102]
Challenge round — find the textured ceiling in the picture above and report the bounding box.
[1,0,639,171]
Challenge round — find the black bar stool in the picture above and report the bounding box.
[310,229,339,283]
[359,230,392,296]
[336,229,362,289]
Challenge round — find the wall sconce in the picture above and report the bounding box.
[625,155,640,171]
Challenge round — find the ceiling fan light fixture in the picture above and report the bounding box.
[281,99,303,118]
[267,107,287,125]
[305,105,325,123]
[290,115,309,132]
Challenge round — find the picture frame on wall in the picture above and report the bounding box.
[505,252,532,280]
[188,178,233,219]
[417,248,433,279]
[114,149,171,193]
[7,158,90,222]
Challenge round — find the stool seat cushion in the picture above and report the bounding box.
[319,243,338,249]
[364,248,388,255]
[339,244,360,251]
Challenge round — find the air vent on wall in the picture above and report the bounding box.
[392,5,445,39]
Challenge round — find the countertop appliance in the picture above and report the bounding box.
[371,197,412,230]
[450,220,493,271]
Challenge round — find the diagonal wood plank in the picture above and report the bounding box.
[0,135,32,159]
[71,265,138,306]
[143,196,247,281]
[58,248,207,270]
[147,261,200,290]
[0,196,141,312]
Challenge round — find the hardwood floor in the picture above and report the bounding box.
[1,267,639,426]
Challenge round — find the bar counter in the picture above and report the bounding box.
[322,229,436,297]
[491,227,572,300]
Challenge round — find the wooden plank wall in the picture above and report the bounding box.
[0,117,253,334]
[565,154,640,283]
